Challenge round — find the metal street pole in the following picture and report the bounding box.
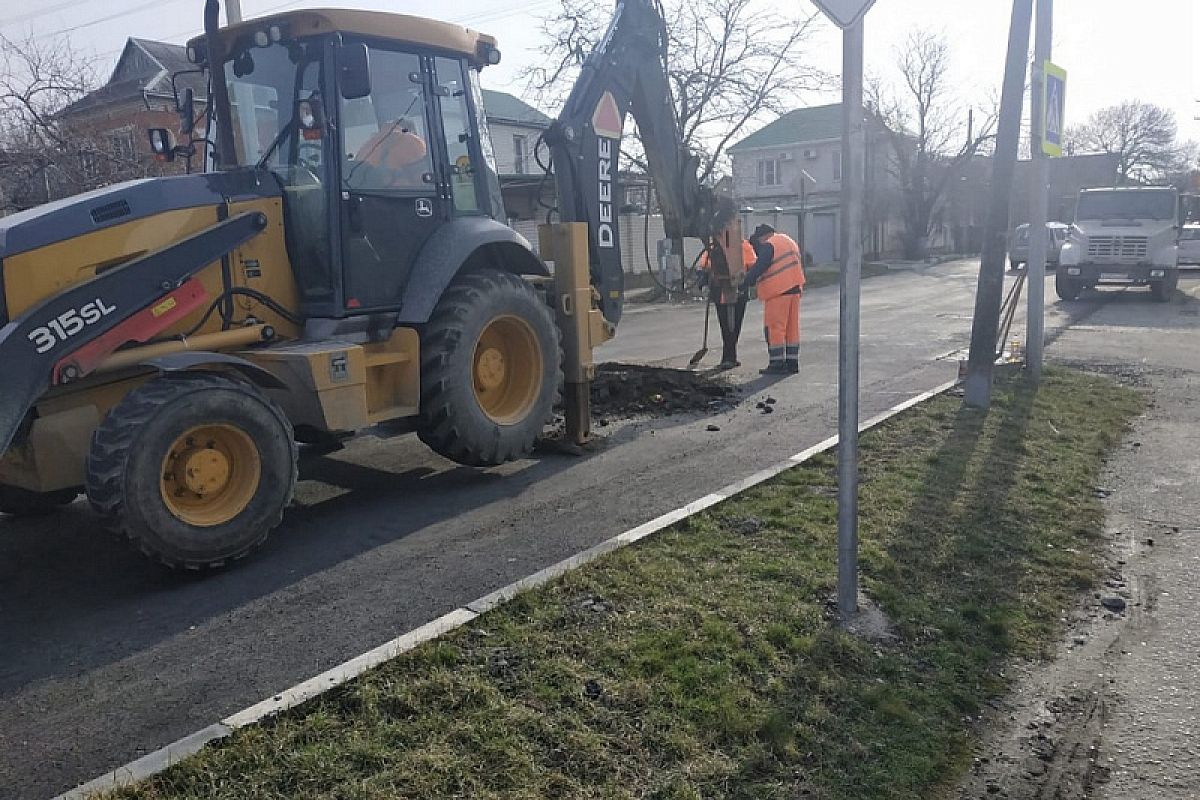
[837,20,865,620]
[1026,0,1053,380]
[225,0,242,23]
[963,0,1033,408]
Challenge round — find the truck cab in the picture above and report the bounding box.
[1056,186,1180,302]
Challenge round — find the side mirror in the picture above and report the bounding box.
[177,87,196,136]
[297,97,325,140]
[148,128,176,162]
[338,42,371,100]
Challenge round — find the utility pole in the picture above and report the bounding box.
[225,0,242,24]
[963,0,1033,408]
[1026,0,1053,380]
[837,20,865,619]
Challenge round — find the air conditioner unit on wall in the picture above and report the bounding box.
[803,149,819,160]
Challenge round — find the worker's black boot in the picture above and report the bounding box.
[759,360,789,375]
[718,345,740,370]
[786,359,800,374]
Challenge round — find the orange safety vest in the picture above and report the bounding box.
[755,232,806,301]
[357,127,428,171]
[700,240,755,273]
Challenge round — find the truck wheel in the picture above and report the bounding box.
[1055,271,1082,301]
[1150,269,1179,302]
[418,269,560,467]
[85,373,297,570]
[0,485,78,517]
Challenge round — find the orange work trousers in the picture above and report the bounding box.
[762,292,801,363]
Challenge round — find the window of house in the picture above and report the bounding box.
[757,157,780,187]
[513,134,527,174]
[78,147,99,178]
[110,130,136,162]
[832,150,842,182]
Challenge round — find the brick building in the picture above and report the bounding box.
[57,38,207,187]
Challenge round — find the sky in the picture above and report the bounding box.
[3,0,1198,143]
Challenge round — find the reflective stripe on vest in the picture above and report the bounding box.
[757,233,805,300]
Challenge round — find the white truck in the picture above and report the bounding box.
[1056,186,1181,302]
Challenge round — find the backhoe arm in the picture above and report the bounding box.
[544,0,730,325]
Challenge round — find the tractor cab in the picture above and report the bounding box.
[162,10,508,320]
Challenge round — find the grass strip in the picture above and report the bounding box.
[101,368,1142,800]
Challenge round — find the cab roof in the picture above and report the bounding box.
[189,8,497,66]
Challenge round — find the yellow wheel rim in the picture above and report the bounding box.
[160,424,261,527]
[472,314,543,425]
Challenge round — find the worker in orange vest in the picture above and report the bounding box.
[698,237,756,369]
[742,224,806,374]
[353,118,428,188]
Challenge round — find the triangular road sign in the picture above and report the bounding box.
[811,0,878,29]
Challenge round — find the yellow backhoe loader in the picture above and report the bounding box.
[0,0,734,568]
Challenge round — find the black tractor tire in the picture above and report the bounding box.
[1150,269,1179,302]
[418,269,561,467]
[1055,271,1082,301]
[85,372,297,570]
[0,484,78,516]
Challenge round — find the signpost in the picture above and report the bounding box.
[1027,0,1062,381]
[810,0,877,620]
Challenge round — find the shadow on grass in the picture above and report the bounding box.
[873,376,1039,653]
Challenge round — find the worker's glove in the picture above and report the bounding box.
[738,278,751,295]
[696,270,710,290]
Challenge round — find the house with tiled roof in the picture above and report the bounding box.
[729,103,902,262]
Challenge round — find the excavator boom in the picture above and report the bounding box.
[544,0,732,324]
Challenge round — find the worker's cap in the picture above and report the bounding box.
[751,224,775,239]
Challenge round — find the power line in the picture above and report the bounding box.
[0,0,92,29]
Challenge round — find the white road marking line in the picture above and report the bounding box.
[54,377,960,800]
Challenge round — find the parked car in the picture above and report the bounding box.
[1178,224,1200,266]
[1009,222,1069,271]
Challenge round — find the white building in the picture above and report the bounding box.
[729,103,902,263]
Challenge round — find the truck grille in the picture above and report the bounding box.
[1087,236,1148,262]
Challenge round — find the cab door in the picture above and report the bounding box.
[431,56,485,218]
[337,44,446,311]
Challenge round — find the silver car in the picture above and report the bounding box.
[1178,224,1200,266]
[1009,222,1069,271]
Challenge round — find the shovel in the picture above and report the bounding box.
[688,298,712,369]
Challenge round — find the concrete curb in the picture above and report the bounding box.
[54,377,960,800]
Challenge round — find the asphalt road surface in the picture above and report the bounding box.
[1,260,1149,799]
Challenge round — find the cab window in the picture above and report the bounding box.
[340,48,433,193]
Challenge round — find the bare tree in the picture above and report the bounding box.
[0,33,157,212]
[524,0,826,185]
[869,30,996,260]
[1068,101,1196,185]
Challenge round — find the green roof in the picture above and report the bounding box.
[481,89,552,128]
[729,103,843,152]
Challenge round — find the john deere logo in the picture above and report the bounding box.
[415,198,433,218]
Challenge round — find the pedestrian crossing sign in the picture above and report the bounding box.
[1041,60,1067,158]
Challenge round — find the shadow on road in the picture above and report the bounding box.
[0,442,590,695]
[1049,279,1200,337]
[0,361,798,696]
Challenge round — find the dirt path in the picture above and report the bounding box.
[953,286,1200,800]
